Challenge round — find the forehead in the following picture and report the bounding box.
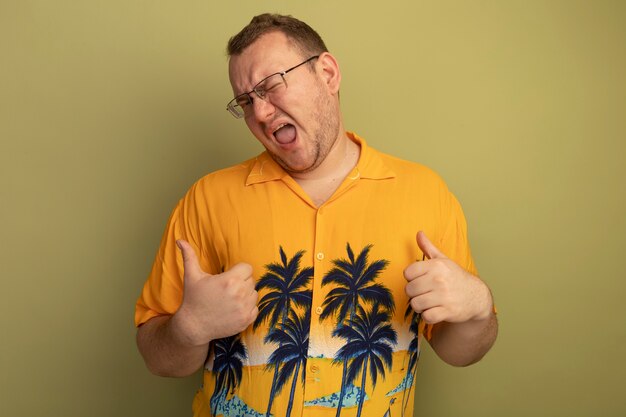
[228,31,304,94]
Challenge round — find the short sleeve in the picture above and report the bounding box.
[423,182,477,341]
[134,181,220,327]
[437,189,477,276]
[134,203,186,327]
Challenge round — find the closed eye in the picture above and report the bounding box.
[236,95,252,108]
[262,76,284,94]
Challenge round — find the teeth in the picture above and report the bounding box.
[272,123,287,134]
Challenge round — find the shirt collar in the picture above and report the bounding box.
[245,131,396,186]
[348,132,396,180]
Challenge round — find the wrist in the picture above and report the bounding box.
[170,304,211,347]
[470,279,494,322]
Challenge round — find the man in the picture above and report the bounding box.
[136,13,497,417]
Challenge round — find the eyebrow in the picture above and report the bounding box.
[234,70,275,98]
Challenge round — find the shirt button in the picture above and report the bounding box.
[315,306,323,315]
[310,365,319,373]
[316,252,324,261]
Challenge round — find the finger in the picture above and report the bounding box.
[409,292,440,314]
[405,276,434,298]
[420,306,448,324]
[244,286,259,304]
[176,239,205,279]
[403,260,431,281]
[416,231,447,260]
[227,262,254,280]
[248,305,259,325]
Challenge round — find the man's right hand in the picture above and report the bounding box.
[171,239,259,347]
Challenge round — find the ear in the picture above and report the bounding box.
[317,52,341,95]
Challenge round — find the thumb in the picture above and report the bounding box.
[176,239,205,280]
[416,231,446,259]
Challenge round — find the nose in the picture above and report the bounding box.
[249,95,276,122]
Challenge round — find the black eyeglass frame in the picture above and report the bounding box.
[226,55,319,119]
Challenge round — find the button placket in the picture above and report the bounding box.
[307,205,328,393]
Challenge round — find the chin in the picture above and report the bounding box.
[275,156,317,174]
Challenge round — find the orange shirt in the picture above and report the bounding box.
[136,132,476,417]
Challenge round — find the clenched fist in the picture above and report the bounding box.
[171,239,259,347]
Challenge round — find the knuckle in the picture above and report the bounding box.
[233,262,253,276]
[403,265,413,280]
[432,259,451,274]
[433,273,449,289]
[410,297,422,313]
[404,282,414,297]
[219,277,234,293]
[421,310,438,324]
[233,286,248,302]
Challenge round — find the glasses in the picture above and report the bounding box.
[226,55,319,119]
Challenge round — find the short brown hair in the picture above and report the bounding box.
[227,13,328,58]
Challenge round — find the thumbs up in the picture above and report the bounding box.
[404,232,491,325]
[172,240,259,346]
[177,239,205,282]
[416,231,446,260]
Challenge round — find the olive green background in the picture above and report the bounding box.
[1,1,625,416]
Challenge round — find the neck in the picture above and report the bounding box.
[291,131,361,207]
[292,131,359,180]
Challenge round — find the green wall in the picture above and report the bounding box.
[2,1,625,416]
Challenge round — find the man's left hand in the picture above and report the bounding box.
[404,231,493,325]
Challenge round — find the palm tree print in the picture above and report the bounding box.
[320,243,393,416]
[210,335,248,417]
[400,253,425,416]
[401,303,421,416]
[254,247,313,331]
[334,304,398,417]
[265,309,311,417]
[254,247,313,417]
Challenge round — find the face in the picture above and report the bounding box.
[228,31,342,175]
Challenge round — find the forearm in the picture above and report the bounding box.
[428,311,498,367]
[136,314,209,377]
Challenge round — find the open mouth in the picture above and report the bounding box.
[272,123,297,145]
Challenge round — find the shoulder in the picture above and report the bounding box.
[373,147,449,191]
[197,157,256,187]
[175,155,259,210]
[190,156,258,193]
